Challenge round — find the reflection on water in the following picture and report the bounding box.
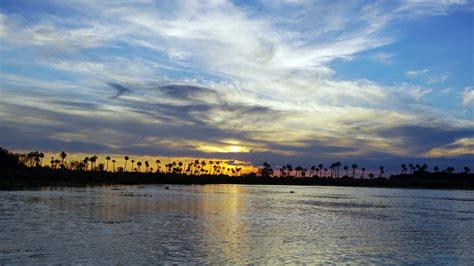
[1,185,473,264]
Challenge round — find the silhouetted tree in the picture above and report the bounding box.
[106,156,111,171]
[343,165,349,177]
[361,167,366,179]
[401,164,407,175]
[131,160,135,172]
[155,159,161,173]
[464,166,471,174]
[0,147,21,169]
[352,163,358,178]
[90,156,97,171]
[60,151,67,168]
[112,159,116,172]
[124,156,129,172]
[335,161,341,178]
[286,164,293,177]
[137,161,142,172]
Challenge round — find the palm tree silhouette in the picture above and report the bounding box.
[145,161,149,173]
[369,173,374,179]
[106,156,111,171]
[155,159,161,173]
[343,165,349,177]
[131,160,135,172]
[379,166,384,178]
[112,159,116,172]
[124,156,129,172]
[318,164,323,176]
[434,166,439,172]
[137,161,142,172]
[310,165,316,177]
[361,167,366,179]
[60,151,67,168]
[39,152,44,167]
[352,163,358,178]
[336,161,341,178]
[401,164,407,174]
[90,156,97,171]
[464,166,470,174]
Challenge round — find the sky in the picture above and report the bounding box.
[0,0,473,172]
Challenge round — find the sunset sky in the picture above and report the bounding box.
[0,0,473,171]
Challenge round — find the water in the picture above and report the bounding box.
[1,185,473,264]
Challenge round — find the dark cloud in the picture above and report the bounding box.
[49,100,101,110]
[108,83,132,98]
[158,84,217,99]
[378,125,474,154]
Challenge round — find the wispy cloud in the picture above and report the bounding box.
[462,87,474,106]
[0,0,472,167]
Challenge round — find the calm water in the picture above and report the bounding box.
[1,185,473,264]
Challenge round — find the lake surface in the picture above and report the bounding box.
[1,185,473,264]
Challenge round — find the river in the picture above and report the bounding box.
[1,185,473,264]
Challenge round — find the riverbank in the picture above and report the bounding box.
[1,167,473,190]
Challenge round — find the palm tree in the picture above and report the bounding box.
[112,159,116,172]
[310,165,316,177]
[155,159,161,173]
[39,152,44,167]
[409,163,414,174]
[144,161,149,173]
[446,166,454,174]
[54,159,61,169]
[352,163,358,178]
[434,166,439,172]
[137,161,142,172]
[336,161,341,178]
[464,166,471,174]
[106,156,111,171]
[60,151,67,168]
[361,167,366,179]
[318,164,323,176]
[124,156,129,172]
[131,160,135,172]
[83,157,89,170]
[379,166,384,178]
[324,168,328,177]
[343,165,349,177]
[368,173,374,179]
[286,164,293,177]
[401,164,407,175]
[90,156,97,171]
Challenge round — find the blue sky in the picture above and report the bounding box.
[0,0,473,172]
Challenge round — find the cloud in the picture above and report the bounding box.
[426,138,474,157]
[108,83,133,99]
[462,87,474,106]
[0,0,472,169]
[406,69,429,78]
[370,52,395,65]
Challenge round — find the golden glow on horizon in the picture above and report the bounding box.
[19,151,257,174]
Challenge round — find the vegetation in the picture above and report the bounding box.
[0,147,472,189]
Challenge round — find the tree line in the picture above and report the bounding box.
[1,147,470,179]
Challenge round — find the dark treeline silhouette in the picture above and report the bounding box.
[0,147,473,189]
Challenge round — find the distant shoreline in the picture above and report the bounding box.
[1,167,473,190]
